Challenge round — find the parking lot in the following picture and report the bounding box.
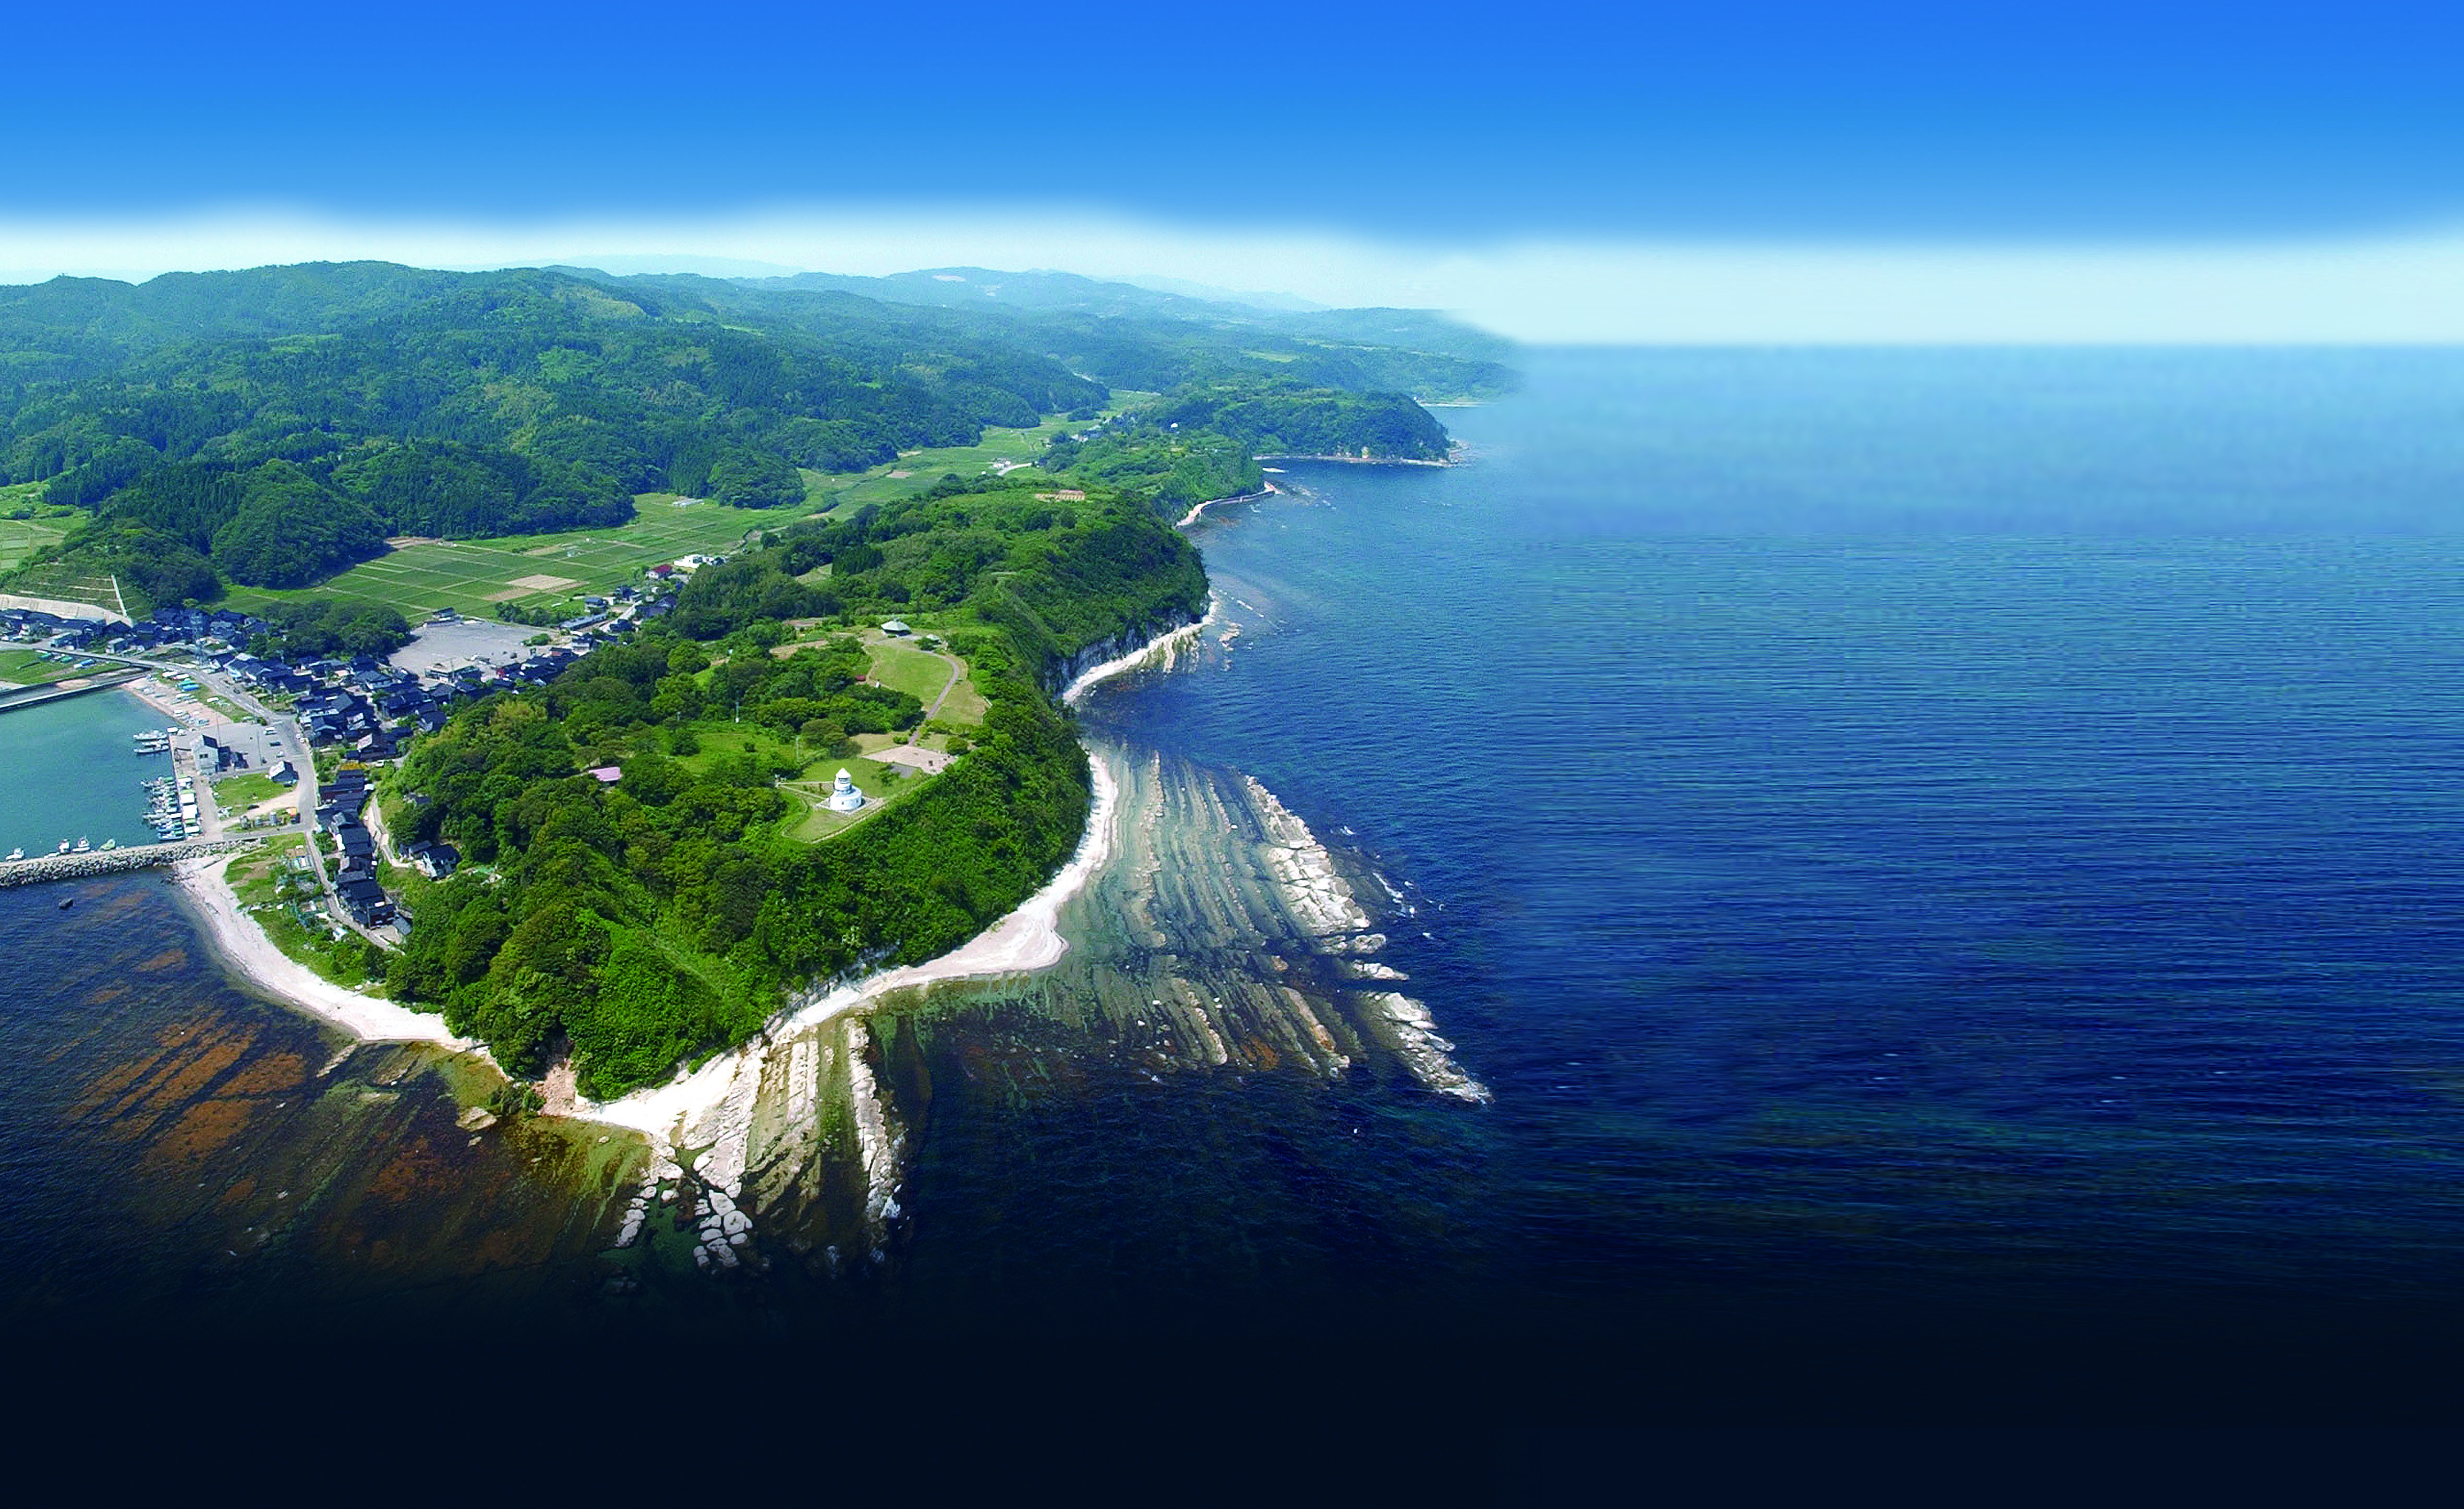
[387,618,545,675]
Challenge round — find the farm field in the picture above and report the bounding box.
[221,496,779,619]
[0,486,79,573]
[46,393,1144,622]
[808,393,1153,516]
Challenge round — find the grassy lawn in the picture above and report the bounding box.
[211,771,288,810]
[0,647,87,686]
[221,495,786,620]
[660,717,805,777]
[223,836,385,990]
[865,640,953,702]
[779,752,932,842]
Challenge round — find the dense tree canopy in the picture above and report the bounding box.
[385,483,1200,1098]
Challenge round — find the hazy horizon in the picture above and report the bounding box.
[9,2,2463,342]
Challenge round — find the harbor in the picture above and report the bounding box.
[0,684,187,860]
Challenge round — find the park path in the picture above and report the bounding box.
[919,649,963,726]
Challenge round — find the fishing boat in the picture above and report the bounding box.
[55,840,70,855]
[72,837,91,854]
[3,848,21,862]
[98,839,117,851]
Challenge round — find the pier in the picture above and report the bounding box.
[0,835,258,890]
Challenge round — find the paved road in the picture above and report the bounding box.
[91,650,355,941]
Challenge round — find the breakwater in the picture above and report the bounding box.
[0,668,147,717]
[0,836,256,889]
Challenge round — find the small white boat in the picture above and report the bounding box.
[55,841,70,855]
[72,837,91,854]
[4,848,22,862]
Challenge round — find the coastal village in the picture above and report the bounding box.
[0,568,686,939]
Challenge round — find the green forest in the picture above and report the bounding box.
[385,479,1204,1097]
[0,258,1507,1094]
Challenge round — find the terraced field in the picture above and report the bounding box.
[221,497,776,619]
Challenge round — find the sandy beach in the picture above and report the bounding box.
[168,854,479,1050]
[122,675,211,729]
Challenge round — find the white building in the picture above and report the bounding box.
[826,768,866,813]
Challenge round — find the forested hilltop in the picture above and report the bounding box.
[0,261,1497,609]
[384,474,1204,1097]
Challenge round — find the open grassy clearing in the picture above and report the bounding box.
[211,771,288,810]
[780,752,933,842]
[865,640,955,703]
[0,647,89,686]
[810,393,1155,517]
[933,669,989,726]
[646,716,935,843]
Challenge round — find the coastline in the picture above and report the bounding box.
[1177,483,1275,528]
[120,674,210,730]
[165,607,1204,1143]
[167,853,480,1052]
[1254,452,1453,468]
[575,607,1205,1139]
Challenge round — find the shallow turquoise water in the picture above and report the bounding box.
[0,688,175,855]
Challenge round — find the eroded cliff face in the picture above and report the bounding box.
[1045,605,1204,696]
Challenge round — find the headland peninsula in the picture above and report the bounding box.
[0,259,1511,1129]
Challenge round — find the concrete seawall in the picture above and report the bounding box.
[0,666,146,716]
[0,836,257,890]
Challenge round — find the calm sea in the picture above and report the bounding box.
[0,686,174,854]
[17,348,2464,1421]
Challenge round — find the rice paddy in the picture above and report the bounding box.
[220,496,776,620]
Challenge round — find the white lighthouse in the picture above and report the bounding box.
[826,767,866,812]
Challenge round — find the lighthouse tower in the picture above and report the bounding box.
[826,767,866,813]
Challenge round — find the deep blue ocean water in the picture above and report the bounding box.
[16,348,2464,1420]
[1109,349,2464,1311]
[1008,348,2464,1414]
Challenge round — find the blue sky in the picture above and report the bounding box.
[10,2,2464,337]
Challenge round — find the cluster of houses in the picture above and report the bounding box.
[16,590,684,933]
[316,766,395,928]
[1,603,118,647]
[314,766,462,931]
